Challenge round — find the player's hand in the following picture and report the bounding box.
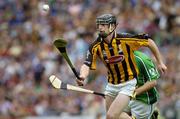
[76,77,85,86]
[158,63,167,75]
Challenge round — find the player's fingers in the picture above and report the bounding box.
[162,64,167,74]
[76,79,84,86]
[161,68,167,78]
[158,65,165,75]
[163,66,167,73]
[162,68,166,74]
[160,68,165,75]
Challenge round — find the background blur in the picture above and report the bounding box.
[0,0,180,119]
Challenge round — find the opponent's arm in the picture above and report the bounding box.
[147,39,167,74]
[135,80,157,96]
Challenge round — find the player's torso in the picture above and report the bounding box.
[93,37,138,84]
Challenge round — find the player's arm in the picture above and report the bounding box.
[127,34,167,75]
[122,34,166,73]
[135,80,157,96]
[80,64,90,79]
[147,39,167,74]
[76,41,98,86]
[76,64,90,86]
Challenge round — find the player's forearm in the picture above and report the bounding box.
[135,80,157,95]
[148,39,163,64]
[80,64,90,79]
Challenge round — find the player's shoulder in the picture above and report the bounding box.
[116,32,134,38]
[89,36,101,50]
[116,32,151,39]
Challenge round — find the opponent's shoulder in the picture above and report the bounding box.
[134,51,151,60]
[116,32,151,39]
[134,51,155,67]
[134,51,146,57]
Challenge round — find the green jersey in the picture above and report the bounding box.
[134,51,160,104]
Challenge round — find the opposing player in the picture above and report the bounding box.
[77,14,167,119]
[120,50,160,119]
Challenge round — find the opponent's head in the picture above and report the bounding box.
[96,14,117,38]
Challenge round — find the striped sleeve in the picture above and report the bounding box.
[84,40,99,70]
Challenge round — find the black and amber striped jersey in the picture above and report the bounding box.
[84,32,150,84]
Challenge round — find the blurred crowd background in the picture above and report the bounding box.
[0,0,180,119]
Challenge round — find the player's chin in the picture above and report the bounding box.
[99,32,108,38]
[99,31,105,35]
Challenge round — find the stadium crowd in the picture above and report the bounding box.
[0,0,180,119]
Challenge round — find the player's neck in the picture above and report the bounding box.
[104,32,114,44]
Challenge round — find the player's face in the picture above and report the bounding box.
[97,24,110,36]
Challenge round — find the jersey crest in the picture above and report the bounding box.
[107,55,125,64]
